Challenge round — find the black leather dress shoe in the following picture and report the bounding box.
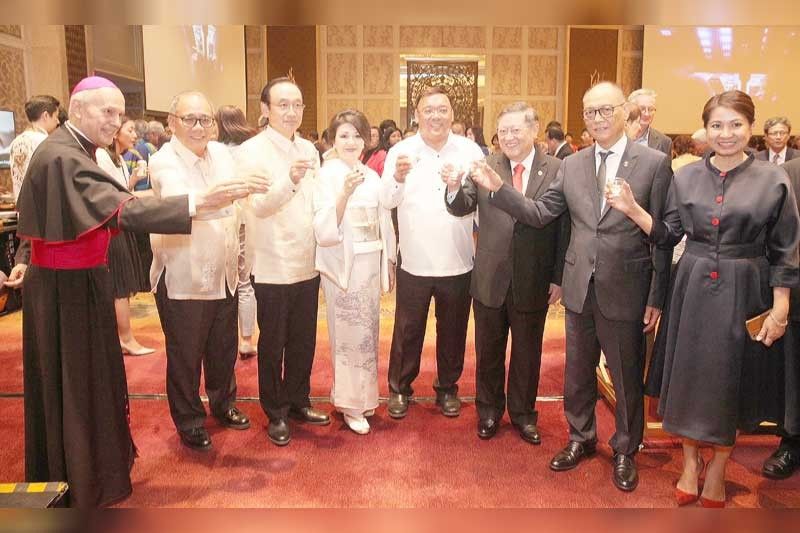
[387,393,409,419]
[214,406,250,430]
[477,418,499,439]
[267,418,291,446]
[179,427,212,451]
[436,392,461,417]
[513,422,541,445]
[549,440,596,471]
[612,453,639,492]
[763,448,800,480]
[288,406,331,426]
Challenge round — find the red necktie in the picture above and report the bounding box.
[512,163,524,193]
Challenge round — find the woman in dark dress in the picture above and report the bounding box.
[606,90,800,507]
[96,117,154,356]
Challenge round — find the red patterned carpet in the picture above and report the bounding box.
[0,293,798,507]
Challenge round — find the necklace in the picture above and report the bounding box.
[64,123,93,159]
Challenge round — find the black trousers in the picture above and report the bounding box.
[474,289,547,426]
[564,281,645,456]
[155,274,238,432]
[254,276,320,421]
[388,268,471,396]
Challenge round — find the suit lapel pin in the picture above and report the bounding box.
[623,161,629,168]
[537,170,543,176]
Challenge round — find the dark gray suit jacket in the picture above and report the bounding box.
[647,127,673,157]
[447,150,569,312]
[756,147,800,163]
[554,142,574,160]
[490,140,674,321]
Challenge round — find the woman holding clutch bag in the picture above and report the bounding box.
[313,109,396,434]
[606,90,800,507]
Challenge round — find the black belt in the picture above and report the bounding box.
[684,240,764,259]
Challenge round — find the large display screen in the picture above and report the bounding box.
[643,26,800,133]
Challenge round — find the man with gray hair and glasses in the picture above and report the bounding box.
[628,88,672,157]
[150,90,256,451]
[757,116,799,165]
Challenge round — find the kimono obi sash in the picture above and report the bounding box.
[30,227,116,269]
[348,206,380,244]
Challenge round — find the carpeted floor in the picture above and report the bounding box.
[1,293,798,507]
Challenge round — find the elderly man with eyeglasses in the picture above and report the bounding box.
[628,88,673,157]
[469,82,673,492]
[150,90,254,450]
[234,77,329,446]
[757,117,800,165]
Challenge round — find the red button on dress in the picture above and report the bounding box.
[715,195,723,204]
[711,217,720,226]
[720,171,727,178]
[710,271,719,280]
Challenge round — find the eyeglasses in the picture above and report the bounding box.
[170,114,214,128]
[497,127,527,138]
[272,102,306,112]
[638,106,657,114]
[419,106,451,118]
[767,130,790,138]
[582,104,625,121]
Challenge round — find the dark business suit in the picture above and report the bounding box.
[490,139,673,455]
[447,150,569,426]
[646,128,672,157]
[554,142,575,160]
[757,147,800,164]
[778,157,800,456]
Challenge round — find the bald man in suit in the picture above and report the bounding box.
[470,82,673,492]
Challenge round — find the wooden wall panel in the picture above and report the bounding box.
[567,28,618,134]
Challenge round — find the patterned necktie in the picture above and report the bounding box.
[512,163,525,193]
[773,152,781,164]
[597,150,612,196]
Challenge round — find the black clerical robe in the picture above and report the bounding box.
[15,124,192,508]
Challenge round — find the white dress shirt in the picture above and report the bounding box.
[235,126,320,285]
[148,136,239,300]
[595,135,628,212]
[10,128,47,202]
[768,147,788,165]
[380,132,484,277]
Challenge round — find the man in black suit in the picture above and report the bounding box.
[762,156,800,480]
[444,102,569,444]
[546,125,575,160]
[757,117,799,164]
[470,82,673,492]
[628,88,672,157]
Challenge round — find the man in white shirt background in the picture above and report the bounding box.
[235,77,329,447]
[10,95,61,202]
[756,117,799,164]
[380,86,484,419]
[150,91,251,451]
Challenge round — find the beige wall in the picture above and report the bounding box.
[318,25,567,139]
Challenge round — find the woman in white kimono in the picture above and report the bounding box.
[313,110,396,434]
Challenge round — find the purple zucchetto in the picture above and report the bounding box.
[71,76,119,96]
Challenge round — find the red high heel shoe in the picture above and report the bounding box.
[675,455,705,506]
[699,496,725,508]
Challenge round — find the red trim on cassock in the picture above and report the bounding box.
[30,227,111,269]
